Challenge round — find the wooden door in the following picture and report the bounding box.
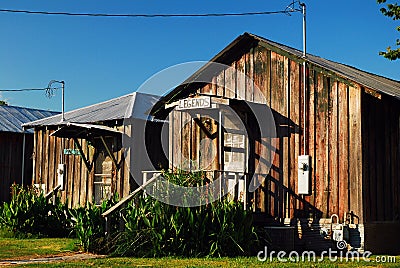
[93,137,115,205]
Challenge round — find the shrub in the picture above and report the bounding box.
[0,184,119,251]
[0,184,70,238]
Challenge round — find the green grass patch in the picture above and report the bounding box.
[0,237,78,260]
[14,256,400,267]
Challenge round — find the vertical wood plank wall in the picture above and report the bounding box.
[33,129,130,207]
[0,132,34,202]
[171,43,367,221]
[362,93,400,222]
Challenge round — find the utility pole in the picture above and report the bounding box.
[47,80,65,122]
[300,2,307,155]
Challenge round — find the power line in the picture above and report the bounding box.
[0,87,61,92]
[0,8,301,18]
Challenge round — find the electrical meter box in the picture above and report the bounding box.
[57,164,65,191]
[298,155,310,194]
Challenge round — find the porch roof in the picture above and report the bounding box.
[23,92,160,129]
[50,123,122,139]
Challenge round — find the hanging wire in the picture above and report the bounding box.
[0,88,57,92]
[0,7,302,18]
[0,86,62,96]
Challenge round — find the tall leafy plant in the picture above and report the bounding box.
[110,170,260,257]
[0,184,70,237]
[69,195,119,252]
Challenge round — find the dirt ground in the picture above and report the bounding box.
[0,252,105,266]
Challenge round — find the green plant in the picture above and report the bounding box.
[69,195,119,252]
[0,183,121,252]
[111,177,260,258]
[207,199,257,257]
[70,203,98,251]
[161,168,205,187]
[0,227,14,238]
[0,184,71,238]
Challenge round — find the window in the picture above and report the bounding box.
[223,132,246,172]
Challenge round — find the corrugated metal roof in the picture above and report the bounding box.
[23,92,160,128]
[248,33,400,99]
[0,105,58,133]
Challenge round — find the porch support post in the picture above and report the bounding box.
[244,174,247,210]
[218,110,223,171]
[21,131,26,185]
[218,110,223,200]
[73,137,92,171]
[100,136,119,170]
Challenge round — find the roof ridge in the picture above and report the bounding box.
[247,32,400,85]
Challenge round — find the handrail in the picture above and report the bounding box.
[102,170,253,218]
[44,184,61,200]
[101,172,161,217]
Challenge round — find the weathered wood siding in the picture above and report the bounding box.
[171,42,365,221]
[0,132,34,202]
[169,110,219,171]
[362,92,400,222]
[33,128,130,207]
[32,120,166,207]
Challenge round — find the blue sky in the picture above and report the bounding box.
[0,0,399,111]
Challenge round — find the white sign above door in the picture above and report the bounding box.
[176,96,211,110]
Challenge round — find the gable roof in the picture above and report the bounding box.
[248,33,400,98]
[23,92,160,128]
[0,105,58,133]
[152,32,400,115]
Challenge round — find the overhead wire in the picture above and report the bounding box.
[0,8,301,18]
[0,2,304,96]
[0,87,61,92]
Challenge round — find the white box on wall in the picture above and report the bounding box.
[298,155,311,195]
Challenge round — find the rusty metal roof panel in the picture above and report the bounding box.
[0,105,58,133]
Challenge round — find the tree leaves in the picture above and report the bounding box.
[377,0,400,60]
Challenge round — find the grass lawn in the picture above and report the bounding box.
[0,237,399,267]
[0,237,78,260]
[16,256,400,267]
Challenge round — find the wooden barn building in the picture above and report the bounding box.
[151,33,400,254]
[0,105,57,202]
[23,92,165,207]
